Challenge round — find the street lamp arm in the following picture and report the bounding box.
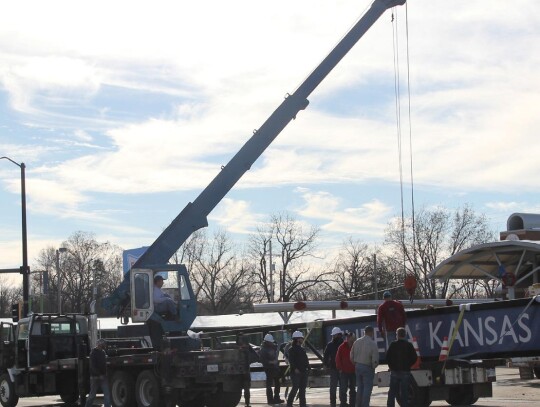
[0,156,22,168]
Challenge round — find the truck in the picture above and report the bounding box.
[0,1,407,406]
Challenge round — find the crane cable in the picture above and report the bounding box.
[392,4,417,280]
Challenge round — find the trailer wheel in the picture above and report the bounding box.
[445,384,479,406]
[0,373,18,407]
[135,370,161,407]
[111,371,136,407]
[534,367,540,379]
[205,389,242,407]
[397,377,430,407]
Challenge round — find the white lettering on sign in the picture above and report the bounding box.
[427,312,532,350]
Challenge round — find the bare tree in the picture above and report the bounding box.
[332,238,372,299]
[0,276,21,317]
[385,205,496,299]
[247,212,331,302]
[190,230,251,315]
[33,231,122,315]
[246,224,274,302]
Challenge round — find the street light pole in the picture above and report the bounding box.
[1,157,30,317]
[56,248,67,314]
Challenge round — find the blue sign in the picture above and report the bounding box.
[324,298,540,362]
[122,246,149,275]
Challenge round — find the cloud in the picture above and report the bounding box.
[210,198,266,235]
[295,188,392,238]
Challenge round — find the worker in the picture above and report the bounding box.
[260,333,284,405]
[377,290,406,347]
[85,338,111,407]
[385,327,418,407]
[350,326,379,407]
[237,334,259,407]
[286,330,309,407]
[323,326,344,407]
[153,274,177,316]
[335,331,356,407]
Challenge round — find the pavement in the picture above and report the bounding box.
[240,367,540,407]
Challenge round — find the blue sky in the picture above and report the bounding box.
[1,0,539,276]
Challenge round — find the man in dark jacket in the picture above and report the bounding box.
[237,334,260,407]
[260,333,284,405]
[85,338,111,407]
[323,327,344,407]
[385,327,418,407]
[287,331,309,407]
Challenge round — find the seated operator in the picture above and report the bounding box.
[153,275,177,317]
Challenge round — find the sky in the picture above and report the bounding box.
[1,0,539,279]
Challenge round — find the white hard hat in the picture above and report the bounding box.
[292,330,304,339]
[264,333,274,342]
[331,327,343,336]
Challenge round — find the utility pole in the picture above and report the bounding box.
[56,248,67,313]
[0,157,30,316]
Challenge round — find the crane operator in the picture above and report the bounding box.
[153,274,177,317]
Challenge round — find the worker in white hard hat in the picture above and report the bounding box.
[323,327,344,407]
[260,333,284,404]
[286,331,309,407]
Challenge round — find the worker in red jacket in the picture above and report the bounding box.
[377,291,406,348]
[335,331,356,407]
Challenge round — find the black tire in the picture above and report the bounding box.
[534,367,540,380]
[135,370,161,407]
[206,389,242,407]
[0,373,18,407]
[397,377,431,407]
[60,392,78,405]
[445,384,479,406]
[111,371,136,407]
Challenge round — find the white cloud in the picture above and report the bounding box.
[295,188,392,238]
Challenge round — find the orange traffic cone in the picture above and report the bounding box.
[439,336,449,361]
[411,337,421,369]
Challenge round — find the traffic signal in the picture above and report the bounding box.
[11,302,21,322]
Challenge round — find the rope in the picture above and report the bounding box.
[391,8,407,278]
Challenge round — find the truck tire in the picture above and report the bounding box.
[135,370,161,407]
[445,384,479,406]
[111,371,136,407]
[0,373,18,407]
[397,377,430,407]
[60,392,78,405]
[205,389,242,407]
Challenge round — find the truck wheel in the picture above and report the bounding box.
[111,371,135,407]
[60,392,78,405]
[397,378,430,407]
[0,373,19,407]
[135,370,161,407]
[534,367,540,379]
[445,384,479,405]
[205,390,242,407]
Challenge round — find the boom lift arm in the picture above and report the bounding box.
[103,0,406,326]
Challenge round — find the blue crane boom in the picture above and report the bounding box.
[103,0,406,320]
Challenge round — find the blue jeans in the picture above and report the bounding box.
[85,375,111,407]
[340,371,356,407]
[387,371,411,407]
[329,369,339,406]
[287,370,308,407]
[355,363,374,407]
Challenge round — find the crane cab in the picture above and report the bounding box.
[130,265,197,333]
